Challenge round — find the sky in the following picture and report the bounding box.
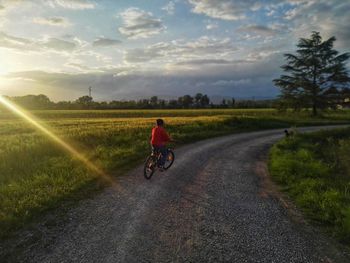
[0,0,349,101]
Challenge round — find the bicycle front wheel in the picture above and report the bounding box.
[163,150,175,170]
[144,155,156,179]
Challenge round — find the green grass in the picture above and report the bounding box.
[1,108,350,238]
[269,127,350,245]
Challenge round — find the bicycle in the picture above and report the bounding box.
[143,147,175,179]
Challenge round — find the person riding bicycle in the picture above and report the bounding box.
[150,119,171,171]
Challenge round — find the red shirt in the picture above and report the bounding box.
[151,126,170,146]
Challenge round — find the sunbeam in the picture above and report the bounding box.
[0,95,114,185]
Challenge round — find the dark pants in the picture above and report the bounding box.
[152,145,168,166]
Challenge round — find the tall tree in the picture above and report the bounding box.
[274,31,350,115]
[194,93,203,107]
[10,94,53,109]
[221,99,227,108]
[200,94,210,107]
[150,96,158,107]
[168,99,178,108]
[178,95,193,108]
[231,97,235,108]
[76,96,93,109]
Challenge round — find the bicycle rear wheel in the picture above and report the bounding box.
[163,150,175,170]
[144,155,156,179]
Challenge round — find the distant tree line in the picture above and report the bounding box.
[0,93,277,110]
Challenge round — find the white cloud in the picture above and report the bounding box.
[162,1,175,15]
[45,0,95,10]
[0,0,23,9]
[188,0,249,20]
[124,36,238,64]
[187,0,306,21]
[0,31,32,49]
[284,0,350,48]
[33,17,71,27]
[65,62,92,71]
[182,36,237,56]
[265,6,276,17]
[42,37,76,51]
[0,31,77,53]
[118,8,165,39]
[92,37,121,47]
[206,21,218,30]
[212,78,251,86]
[284,8,297,20]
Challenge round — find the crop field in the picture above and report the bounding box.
[1,108,350,238]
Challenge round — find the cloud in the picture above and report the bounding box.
[176,59,232,66]
[92,37,121,47]
[42,38,76,51]
[4,53,282,100]
[218,78,251,84]
[124,36,238,64]
[237,24,277,36]
[206,21,218,30]
[182,36,237,54]
[0,31,77,52]
[45,0,95,10]
[63,63,134,75]
[124,47,163,63]
[0,31,32,49]
[162,1,175,15]
[284,7,298,20]
[283,0,350,48]
[118,8,164,39]
[66,63,91,71]
[2,0,347,101]
[188,0,260,20]
[32,17,71,27]
[187,0,305,21]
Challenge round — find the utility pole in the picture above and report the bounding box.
[89,86,92,97]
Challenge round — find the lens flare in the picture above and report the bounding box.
[0,95,114,185]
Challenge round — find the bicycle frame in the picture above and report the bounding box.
[144,148,174,179]
[151,148,172,166]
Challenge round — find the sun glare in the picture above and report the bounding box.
[0,95,114,185]
[0,66,9,77]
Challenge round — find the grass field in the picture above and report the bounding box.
[1,108,350,238]
[269,128,350,245]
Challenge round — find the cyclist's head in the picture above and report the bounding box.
[156,118,164,126]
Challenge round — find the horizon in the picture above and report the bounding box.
[3,93,277,104]
[0,0,349,101]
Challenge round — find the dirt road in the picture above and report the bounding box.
[2,127,350,262]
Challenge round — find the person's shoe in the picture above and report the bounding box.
[158,166,164,172]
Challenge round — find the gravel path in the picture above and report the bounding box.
[2,127,350,262]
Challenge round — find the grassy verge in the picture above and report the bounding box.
[1,109,350,239]
[269,128,350,245]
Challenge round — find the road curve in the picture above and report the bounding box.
[2,126,350,262]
